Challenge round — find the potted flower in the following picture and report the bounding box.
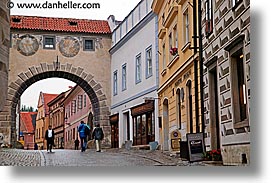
[170,47,178,56]
[202,149,222,161]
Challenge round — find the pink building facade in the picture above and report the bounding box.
[63,85,93,149]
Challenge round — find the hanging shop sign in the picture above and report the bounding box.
[131,100,154,117]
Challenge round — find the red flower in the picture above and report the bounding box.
[170,47,178,56]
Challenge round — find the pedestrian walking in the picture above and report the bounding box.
[34,143,38,150]
[74,138,80,150]
[45,125,55,153]
[92,123,104,152]
[78,121,90,152]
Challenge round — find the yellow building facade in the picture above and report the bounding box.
[35,92,58,149]
[152,0,202,151]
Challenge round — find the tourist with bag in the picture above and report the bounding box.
[92,123,104,152]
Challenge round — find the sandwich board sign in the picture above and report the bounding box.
[187,133,205,162]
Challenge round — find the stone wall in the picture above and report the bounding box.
[0,0,10,111]
[0,28,112,146]
[202,0,250,165]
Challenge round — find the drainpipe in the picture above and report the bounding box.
[198,0,205,145]
[193,0,199,133]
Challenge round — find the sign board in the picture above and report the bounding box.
[170,130,181,150]
[187,133,205,162]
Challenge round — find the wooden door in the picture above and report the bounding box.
[111,122,119,148]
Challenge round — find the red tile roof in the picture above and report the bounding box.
[10,15,111,34]
[20,112,37,133]
[43,93,59,115]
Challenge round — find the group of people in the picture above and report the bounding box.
[44,121,104,153]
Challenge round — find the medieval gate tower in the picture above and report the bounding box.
[0,15,112,147]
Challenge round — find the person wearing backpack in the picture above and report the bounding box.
[78,121,90,152]
[92,123,104,152]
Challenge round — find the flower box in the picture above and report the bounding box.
[170,47,178,56]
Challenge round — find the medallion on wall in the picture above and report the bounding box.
[59,36,80,57]
[17,34,39,56]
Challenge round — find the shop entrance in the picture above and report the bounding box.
[110,114,119,148]
[131,101,155,146]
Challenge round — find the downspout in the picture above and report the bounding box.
[198,0,205,145]
[193,0,199,133]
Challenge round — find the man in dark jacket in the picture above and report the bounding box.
[45,125,55,153]
[92,123,104,152]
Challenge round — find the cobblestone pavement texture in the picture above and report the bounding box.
[0,148,219,166]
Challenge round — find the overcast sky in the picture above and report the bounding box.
[13,0,141,109]
[10,0,141,20]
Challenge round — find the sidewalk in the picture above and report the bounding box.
[103,148,223,166]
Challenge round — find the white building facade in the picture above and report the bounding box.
[109,0,159,148]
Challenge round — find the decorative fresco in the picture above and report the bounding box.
[58,36,80,57]
[16,34,39,56]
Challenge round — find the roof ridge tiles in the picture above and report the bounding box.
[10,15,111,34]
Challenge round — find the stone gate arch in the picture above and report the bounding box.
[0,62,110,147]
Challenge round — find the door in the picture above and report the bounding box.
[163,99,169,151]
[111,122,119,148]
[209,66,221,150]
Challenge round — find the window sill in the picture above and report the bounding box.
[181,42,191,53]
[234,119,249,129]
[167,54,179,68]
[83,49,95,52]
[146,74,153,79]
[43,47,55,50]
[232,0,243,11]
[161,69,167,76]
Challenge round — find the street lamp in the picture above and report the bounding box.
[54,56,60,71]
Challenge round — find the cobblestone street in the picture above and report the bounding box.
[0,148,217,166]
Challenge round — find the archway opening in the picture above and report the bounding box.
[7,70,109,147]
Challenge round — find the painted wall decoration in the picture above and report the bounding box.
[59,36,80,57]
[16,34,39,56]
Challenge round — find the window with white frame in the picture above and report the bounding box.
[122,64,127,91]
[43,36,55,49]
[184,10,190,44]
[136,54,142,84]
[169,33,173,60]
[146,47,153,78]
[113,71,118,95]
[77,95,83,110]
[83,95,86,107]
[162,44,166,70]
[205,0,213,36]
[71,100,76,114]
[173,25,178,49]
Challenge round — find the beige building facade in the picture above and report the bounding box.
[0,1,10,111]
[0,16,112,147]
[35,92,58,149]
[202,0,250,165]
[152,0,203,151]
